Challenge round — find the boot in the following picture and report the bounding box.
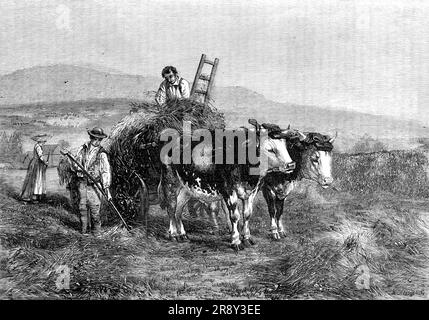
[92,221,102,237]
[80,212,88,234]
[31,195,39,204]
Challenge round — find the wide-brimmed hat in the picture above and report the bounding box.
[31,133,51,142]
[87,127,107,139]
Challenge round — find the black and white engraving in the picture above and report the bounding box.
[0,1,428,301]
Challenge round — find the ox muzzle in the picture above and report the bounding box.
[320,176,334,188]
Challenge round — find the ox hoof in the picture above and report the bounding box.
[179,234,189,242]
[242,238,256,247]
[242,239,252,247]
[231,243,244,251]
[167,234,179,242]
[279,231,287,238]
[271,233,281,241]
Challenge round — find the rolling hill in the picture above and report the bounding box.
[0,64,159,105]
[1,64,428,152]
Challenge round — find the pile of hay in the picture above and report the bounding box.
[106,99,225,220]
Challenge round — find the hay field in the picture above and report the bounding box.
[0,99,133,151]
[0,150,428,300]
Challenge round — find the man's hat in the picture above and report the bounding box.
[31,133,51,142]
[87,127,107,139]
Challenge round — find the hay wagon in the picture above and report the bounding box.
[107,101,225,226]
[58,55,222,226]
[107,54,222,224]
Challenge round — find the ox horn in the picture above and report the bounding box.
[281,124,291,134]
[297,130,307,141]
[329,131,338,144]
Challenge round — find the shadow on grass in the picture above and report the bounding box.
[127,208,236,253]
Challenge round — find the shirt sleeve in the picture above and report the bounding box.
[35,144,43,159]
[99,152,112,189]
[35,144,47,163]
[73,146,84,173]
[155,81,167,106]
[180,79,190,99]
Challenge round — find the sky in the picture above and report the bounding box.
[1,0,429,123]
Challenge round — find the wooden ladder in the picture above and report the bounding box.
[190,54,219,104]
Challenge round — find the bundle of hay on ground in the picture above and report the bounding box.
[105,98,225,221]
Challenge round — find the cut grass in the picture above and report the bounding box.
[0,193,155,299]
[252,190,429,300]
[334,150,429,198]
[1,159,428,299]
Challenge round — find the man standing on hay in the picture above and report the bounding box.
[20,133,51,203]
[155,66,190,105]
[73,127,112,235]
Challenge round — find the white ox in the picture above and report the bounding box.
[261,129,336,239]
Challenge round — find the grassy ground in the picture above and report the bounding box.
[0,169,428,300]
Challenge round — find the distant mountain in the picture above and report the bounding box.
[209,86,429,151]
[0,64,159,105]
[1,64,428,152]
[70,62,129,75]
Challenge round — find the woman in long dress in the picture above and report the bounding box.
[20,134,50,202]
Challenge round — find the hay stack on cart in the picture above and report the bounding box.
[105,98,225,222]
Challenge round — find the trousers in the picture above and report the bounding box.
[78,180,102,234]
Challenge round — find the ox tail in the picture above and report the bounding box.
[157,167,169,210]
[157,179,167,210]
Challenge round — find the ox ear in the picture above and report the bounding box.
[261,123,281,132]
[270,132,284,139]
[328,131,338,144]
[248,118,261,132]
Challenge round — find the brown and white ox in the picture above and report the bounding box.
[261,127,336,240]
[158,119,296,250]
